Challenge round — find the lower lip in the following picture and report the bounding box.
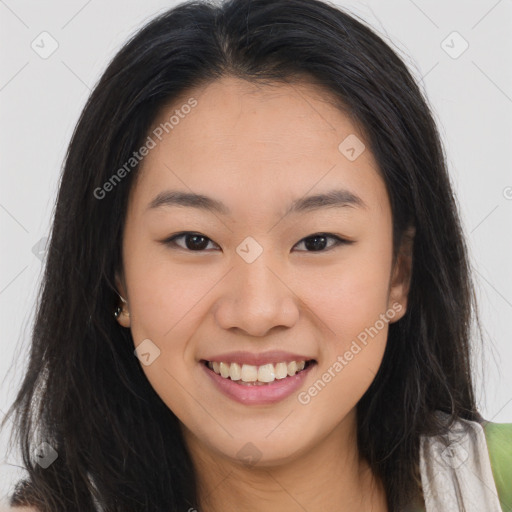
[201,361,316,405]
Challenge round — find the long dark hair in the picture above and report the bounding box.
[2,0,483,510]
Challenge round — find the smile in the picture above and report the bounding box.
[205,359,312,384]
[201,359,317,405]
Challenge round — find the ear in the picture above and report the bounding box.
[387,226,415,323]
[114,271,131,328]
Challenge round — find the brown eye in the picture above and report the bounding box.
[164,232,218,251]
[161,231,353,253]
[293,233,352,252]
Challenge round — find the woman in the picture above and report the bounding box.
[2,0,511,510]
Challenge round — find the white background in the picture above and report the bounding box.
[1,0,511,505]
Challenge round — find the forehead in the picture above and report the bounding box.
[130,76,389,220]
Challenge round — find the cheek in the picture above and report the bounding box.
[302,244,392,341]
[124,241,216,337]
[300,236,392,391]
[297,269,391,416]
[121,247,209,418]
[122,242,226,411]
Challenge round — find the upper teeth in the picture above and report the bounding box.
[207,360,307,383]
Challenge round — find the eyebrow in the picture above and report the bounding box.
[146,188,367,216]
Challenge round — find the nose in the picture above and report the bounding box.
[213,252,300,337]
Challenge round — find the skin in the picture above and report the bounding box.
[115,76,414,512]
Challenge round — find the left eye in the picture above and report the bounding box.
[294,233,351,252]
[162,232,352,252]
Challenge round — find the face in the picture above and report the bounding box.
[115,76,412,468]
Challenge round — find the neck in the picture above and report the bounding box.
[182,409,388,512]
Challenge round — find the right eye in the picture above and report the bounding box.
[162,232,220,251]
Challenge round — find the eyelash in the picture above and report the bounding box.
[161,231,353,253]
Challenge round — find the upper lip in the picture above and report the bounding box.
[201,350,316,367]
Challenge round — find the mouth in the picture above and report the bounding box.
[200,357,317,405]
[201,359,317,386]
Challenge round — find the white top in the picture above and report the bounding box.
[419,411,502,511]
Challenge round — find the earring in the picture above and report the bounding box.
[114,295,130,318]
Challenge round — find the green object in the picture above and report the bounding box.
[411,420,512,511]
[484,420,512,512]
